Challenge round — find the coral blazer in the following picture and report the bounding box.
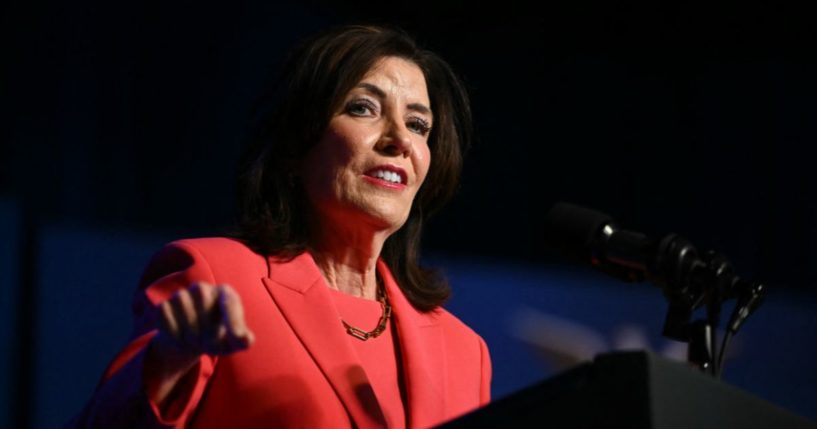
[72,237,491,428]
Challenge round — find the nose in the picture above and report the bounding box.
[375,118,412,158]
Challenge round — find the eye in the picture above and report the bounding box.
[407,117,432,136]
[345,99,378,117]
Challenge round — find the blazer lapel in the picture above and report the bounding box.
[377,260,446,429]
[261,253,388,428]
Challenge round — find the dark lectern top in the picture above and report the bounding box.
[438,351,816,429]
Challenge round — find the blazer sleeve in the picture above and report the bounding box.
[68,241,220,429]
[478,335,492,405]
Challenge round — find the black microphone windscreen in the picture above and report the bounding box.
[543,202,613,260]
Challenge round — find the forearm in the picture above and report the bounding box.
[143,334,203,414]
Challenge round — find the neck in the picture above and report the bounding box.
[309,219,391,301]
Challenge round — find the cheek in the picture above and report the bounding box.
[321,130,354,162]
[302,146,344,200]
[310,133,358,176]
[414,144,432,186]
[319,125,372,172]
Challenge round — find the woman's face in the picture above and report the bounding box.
[301,56,432,236]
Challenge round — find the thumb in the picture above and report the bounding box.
[218,285,255,349]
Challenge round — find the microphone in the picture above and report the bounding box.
[543,202,765,334]
[543,202,652,280]
[543,202,701,291]
[543,202,767,375]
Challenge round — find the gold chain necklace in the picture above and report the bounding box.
[341,286,392,341]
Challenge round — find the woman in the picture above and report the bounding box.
[71,25,490,428]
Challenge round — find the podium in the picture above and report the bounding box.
[439,351,816,428]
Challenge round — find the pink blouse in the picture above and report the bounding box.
[329,288,407,429]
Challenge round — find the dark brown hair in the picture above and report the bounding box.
[235,25,472,311]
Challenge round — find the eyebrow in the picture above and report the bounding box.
[355,82,432,116]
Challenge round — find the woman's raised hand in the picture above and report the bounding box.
[156,282,255,356]
[146,282,255,407]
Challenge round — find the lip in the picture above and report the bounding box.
[363,164,408,189]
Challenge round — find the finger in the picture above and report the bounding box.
[204,324,230,355]
[170,289,199,348]
[189,282,217,341]
[192,283,225,355]
[158,300,180,340]
[218,285,254,349]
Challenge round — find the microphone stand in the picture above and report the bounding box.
[650,235,766,376]
[544,202,767,377]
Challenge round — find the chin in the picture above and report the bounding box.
[362,208,410,234]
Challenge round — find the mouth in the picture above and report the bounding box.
[363,165,408,188]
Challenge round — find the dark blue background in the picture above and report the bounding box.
[3,1,816,427]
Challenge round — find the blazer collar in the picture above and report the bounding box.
[261,252,445,429]
[377,259,446,429]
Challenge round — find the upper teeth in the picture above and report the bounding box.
[373,170,402,184]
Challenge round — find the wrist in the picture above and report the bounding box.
[144,332,201,406]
